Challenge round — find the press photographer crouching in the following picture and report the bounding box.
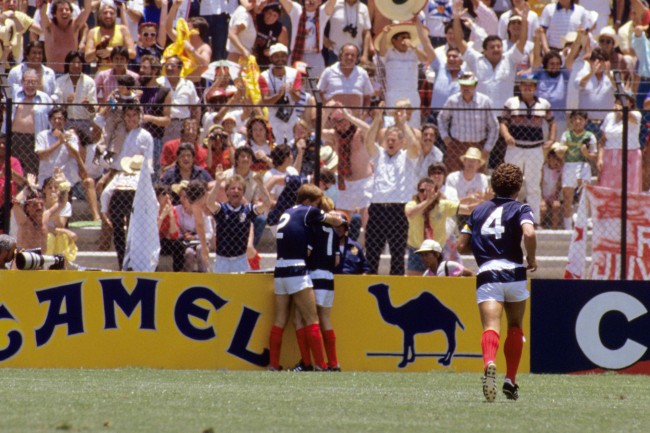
[0,234,17,270]
[14,249,66,270]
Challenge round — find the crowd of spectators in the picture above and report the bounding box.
[1,0,649,272]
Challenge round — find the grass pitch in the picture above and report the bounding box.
[0,369,649,433]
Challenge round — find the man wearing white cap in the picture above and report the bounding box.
[259,43,302,144]
[415,239,472,277]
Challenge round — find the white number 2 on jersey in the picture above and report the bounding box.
[480,207,505,239]
[276,214,290,239]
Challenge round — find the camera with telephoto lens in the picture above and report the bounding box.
[343,24,358,39]
[15,249,66,270]
[275,95,293,123]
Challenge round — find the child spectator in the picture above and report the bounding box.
[559,110,597,229]
[541,145,564,230]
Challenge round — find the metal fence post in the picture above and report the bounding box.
[621,104,629,280]
[3,97,12,234]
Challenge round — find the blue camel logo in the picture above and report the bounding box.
[368,283,464,368]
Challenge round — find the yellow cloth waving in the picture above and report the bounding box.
[162,18,196,78]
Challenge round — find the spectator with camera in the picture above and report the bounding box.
[325,0,371,65]
[204,124,233,174]
[0,234,17,269]
[39,0,95,74]
[259,43,302,144]
[279,0,336,78]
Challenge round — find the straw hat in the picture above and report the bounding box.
[171,180,190,195]
[549,142,568,159]
[459,147,485,166]
[373,23,421,52]
[120,154,144,174]
[374,0,428,22]
[320,145,339,171]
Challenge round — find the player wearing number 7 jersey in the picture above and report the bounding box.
[457,163,537,402]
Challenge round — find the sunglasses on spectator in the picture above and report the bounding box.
[418,188,427,193]
[599,38,615,45]
[142,32,157,37]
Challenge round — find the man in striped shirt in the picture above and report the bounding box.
[437,72,498,172]
[499,74,556,226]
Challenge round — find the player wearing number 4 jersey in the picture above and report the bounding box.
[457,163,537,402]
[268,184,343,371]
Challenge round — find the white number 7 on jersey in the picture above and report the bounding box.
[480,207,505,239]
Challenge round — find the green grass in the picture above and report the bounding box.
[0,369,649,433]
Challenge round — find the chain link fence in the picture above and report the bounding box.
[1,98,646,279]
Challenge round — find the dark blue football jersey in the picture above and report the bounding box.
[462,197,534,267]
[276,204,327,261]
[307,223,340,272]
[214,202,258,257]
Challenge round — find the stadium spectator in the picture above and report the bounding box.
[12,175,48,251]
[165,0,212,84]
[172,180,214,272]
[497,0,539,42]
[279,0,336,79]
[598,94,642,192]
[364,105,420,275]
[540,145,563,230]
[375,20,435,128]
[39,0,94,74]
[85,2,136,69]
[415,123,443,180]
[263,143,299,202]
[501,14,534,75]
[596,26,633,87]
[204,124,233,174]
[458,0,498,47]
[268,183,343,371]
[139,54,172,175]
[155,183,184,272]
[415,238,473,277]
[437,72,498,172]
[0,234,17,269]
[321,102,373,241]
[157,55,201,144]
[366,0,390,38]
[458,162,537,402]
[130,22,166,72]
[422,0,453,47]
[325,0,371,64]
[7,41,56,96]
[500,74,556,226]
[7,67,53,176]
[559,111,597,229]
[207,168,271,273]
[245,116,274,172]
[333,212,370,274]
[0,0,41,63]
[116,0,143,45]
[95,46,140,103]
[252,2,289,68]
[160,118,206,173]
[539,0,592,53]
[199,0,239,61]
[223,146,259,204]
[41,174,77,260]
[259,43,302,144]
[405,177,467,276]
[444,146,489,202]
[317,43,374,118]
[576,48,616,140]
[426,47,465,124]
[226,0,264,64]
[160,142,213,189]
[453,1,528,113]
[54,51,97,132]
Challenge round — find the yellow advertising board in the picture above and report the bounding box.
[0,271,529,373]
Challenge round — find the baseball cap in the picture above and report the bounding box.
[458,72,478,86]
[269,43,288,57]
[415,239,443,254]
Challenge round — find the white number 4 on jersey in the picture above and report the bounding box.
[480,207,505,239]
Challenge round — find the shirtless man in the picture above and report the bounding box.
[39,0,95,73]
[11,68,53,176]
[322,101,373,237]
[85,2,136,70]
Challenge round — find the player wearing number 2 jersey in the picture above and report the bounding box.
[458,163,537,402]
[268,184,343,371]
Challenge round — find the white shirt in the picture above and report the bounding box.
[263,166,299,200]
[497,10,540,42]
[328,0,371,53]
[540,3,592,49]
[200,0,238,15]
[53,74,98,120]
[462,45,524,110]
[156,76,200,120]
[113,126,154,171]
[226,5,257,56]
[575,67,615,120]
[8,63,57,97]
[317,63,374,99]
[601,111,641,150]
[34,129,81,187]
[383,48,419,94]
[444,170,488,201]
[371,148,418,203]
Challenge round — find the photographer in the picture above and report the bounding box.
[325,0,371,65]
[258,43,302,144]
[0,234,17,270]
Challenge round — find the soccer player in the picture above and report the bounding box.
[268,184,343,371]
[457,163,537,402]
[290,197,341,372]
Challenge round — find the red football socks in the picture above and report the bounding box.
[481,329,500,369]
[322,329,338,368]
[295,327,312,366]
[504,327,524,383]
[305,323,327,369]
[269,325,284,370]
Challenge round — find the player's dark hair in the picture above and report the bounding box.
[491,163,523,198]
[296,183,323,205]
